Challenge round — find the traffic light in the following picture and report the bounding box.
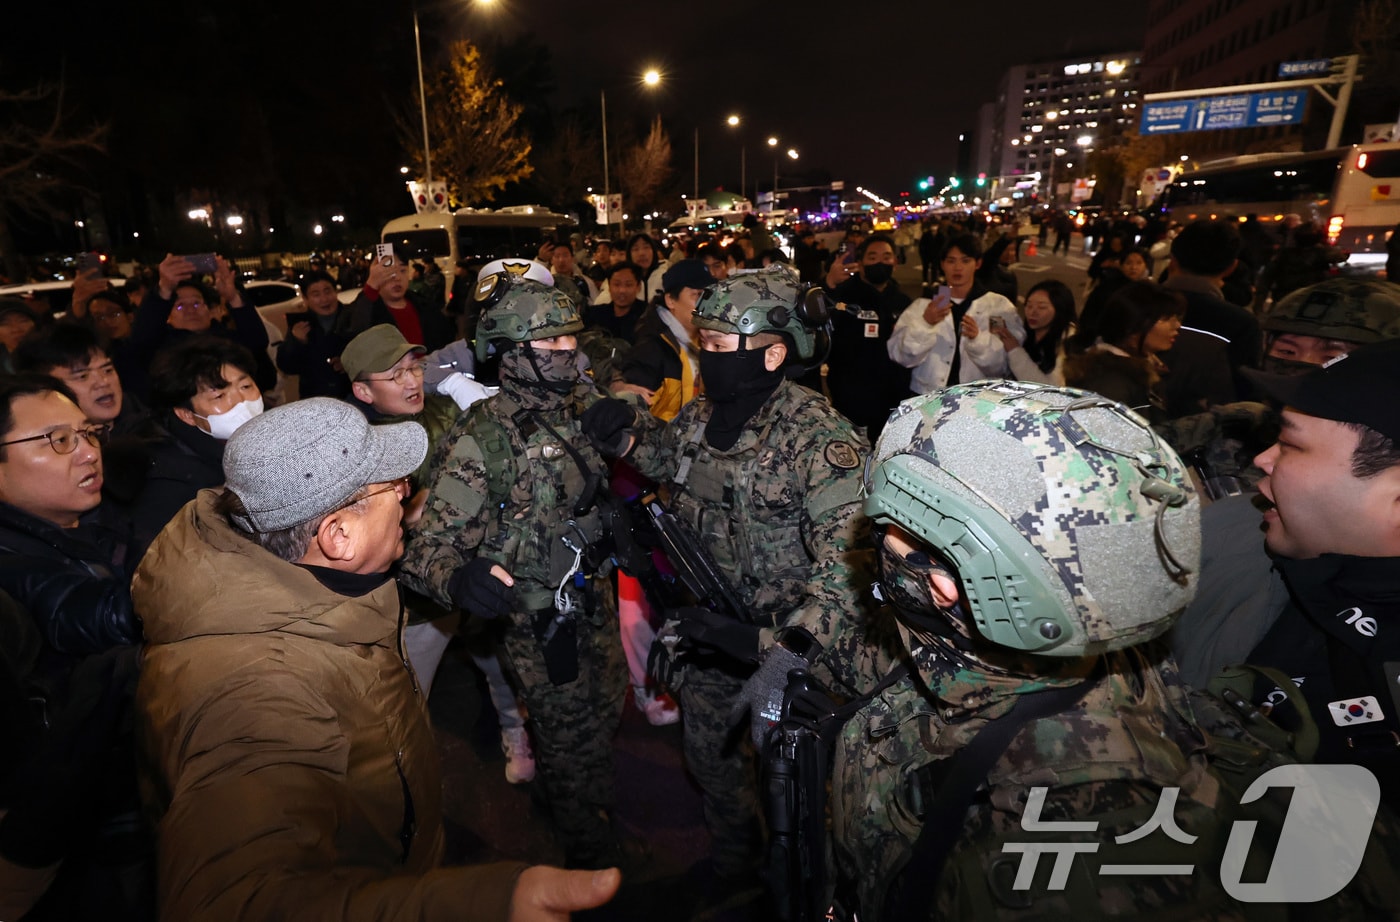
[949,176,961,188]
[976,173,986,187]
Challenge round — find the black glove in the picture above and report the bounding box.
[448,558,516,620]
[668,607,761,665]
[580,398,636,457]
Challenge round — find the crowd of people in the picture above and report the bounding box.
[1,205,1399,922]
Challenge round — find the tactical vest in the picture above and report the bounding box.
[460,390,609,616]
[667,384,822,624]
[831,651,1400,921]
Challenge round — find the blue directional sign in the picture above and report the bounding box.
[1141,101,1195,134]
[1140,91,1308,134]
[1249,91,1308,126]
[1279,59,1331,78]
[1195,94,1252,130]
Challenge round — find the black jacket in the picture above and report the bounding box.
[615,307,683,392]
[0,501,140,659]
[130,289,274,397]
[819,275,912,441]
[1247,554,1400,807]
[275,311,352,399]
[1161,278,1259,405]
[105,413,227,565]
[341,288,455,352]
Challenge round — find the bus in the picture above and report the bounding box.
[380,206,577,273]
[1156,141,1400,275]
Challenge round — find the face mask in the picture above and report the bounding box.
[863,263,895,286]
[698,345,782,403]
[501,346,580,394]
[197,396,263,440]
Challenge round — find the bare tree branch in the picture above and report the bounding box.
[617,117,672,214]
[0,77,108,219]
[531,115,601,206]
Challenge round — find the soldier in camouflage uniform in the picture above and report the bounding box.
[400,274,628,869]
[582,266,880,884]
[1159,278,1400,497]
[834,380,1229,920]
[1257,277,1400,372]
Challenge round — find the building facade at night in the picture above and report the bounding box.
[986,51,1143,189]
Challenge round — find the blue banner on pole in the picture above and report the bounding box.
[1140,91,1308,134]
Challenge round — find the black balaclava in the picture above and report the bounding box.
[699,335,784,450]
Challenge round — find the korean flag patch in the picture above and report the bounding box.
[1328,696,1384,726]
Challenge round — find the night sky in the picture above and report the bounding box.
[492,0,1146,197]
[2,0,1143,253]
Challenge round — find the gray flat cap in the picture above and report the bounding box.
[223,397,427,532]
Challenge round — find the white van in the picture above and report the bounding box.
[380,206,578,272]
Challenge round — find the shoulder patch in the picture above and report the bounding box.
[824,441,861,470]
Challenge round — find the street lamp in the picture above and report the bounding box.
[767,142,797,214]
[413,0,495,184]
[1047,147,1067,206]
[726,114,746,204]
[600,68,663,234]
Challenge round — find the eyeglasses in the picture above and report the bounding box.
[173,301,208,312]
[328,477,411,515]
[362,361,427,385]
[0,423,112,455]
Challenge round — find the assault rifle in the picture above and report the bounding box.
[764,664,839,922]
[633,490,750,624]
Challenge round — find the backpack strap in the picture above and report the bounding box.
[465,409,519,513]
[889,672,1099,921]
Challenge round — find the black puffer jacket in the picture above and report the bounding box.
[0,501,141,659]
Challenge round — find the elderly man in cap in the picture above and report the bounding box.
[1173,339,1400,810]
[131,397,618,921]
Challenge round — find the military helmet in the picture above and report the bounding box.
[473,273,583,362]
[691,266,831,362]
[1263,278,1400,367]
[864,381,1200,657]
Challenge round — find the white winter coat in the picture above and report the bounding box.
[887,288,1024,394]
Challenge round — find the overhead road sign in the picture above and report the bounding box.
[1140,91,1307,134]
[1141,55,1358,149]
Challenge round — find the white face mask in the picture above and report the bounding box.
[197,396,264,440]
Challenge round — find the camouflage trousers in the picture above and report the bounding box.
[499,589,626,867]
[678,661,763,878]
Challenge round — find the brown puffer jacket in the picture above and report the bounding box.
[132,489,525,921]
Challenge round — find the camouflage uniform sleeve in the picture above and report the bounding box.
[623,394,686,482]
[400,430,493,609]
[777,420,884,696]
